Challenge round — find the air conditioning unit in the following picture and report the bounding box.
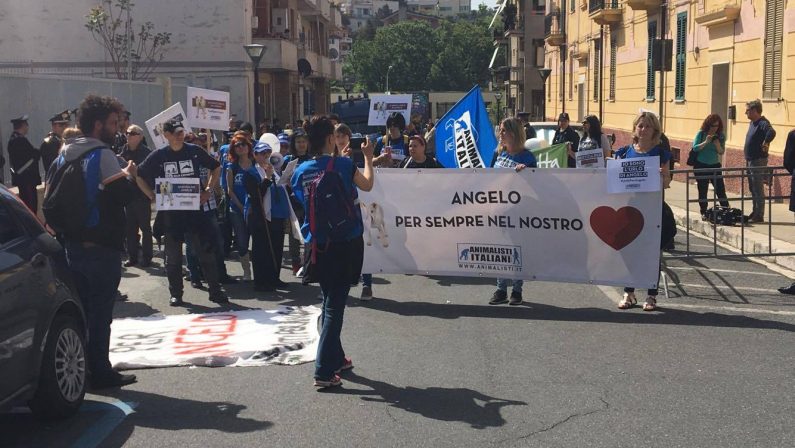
[329,37,340,61]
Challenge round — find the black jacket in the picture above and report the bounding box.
[40,132,63,174]
[8,132,41,186]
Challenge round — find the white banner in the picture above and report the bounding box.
[606,156,661,194]
[368,94,412,126]
[359,169,662,288]
[186,87,230,131]
[145,103,192,150]
[109,307,320,369]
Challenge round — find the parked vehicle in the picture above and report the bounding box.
[528,121,585,145]
[0,185,87,420]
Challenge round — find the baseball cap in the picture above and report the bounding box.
[162,119,185,134]
[254,141,273,153]
[558,113,570,121]
[278,133,290,145]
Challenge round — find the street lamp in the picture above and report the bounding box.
[244,43,266,129]
[494,92,502,124]
[385,65,394,94]
[537,67,552,121]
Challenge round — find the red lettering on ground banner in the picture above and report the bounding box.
[172,315,239,356]
[173,342,232,356]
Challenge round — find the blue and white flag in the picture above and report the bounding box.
[435,85,498,169]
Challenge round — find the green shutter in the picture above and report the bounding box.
[763,0,784,99]
[646,21,656,100]
[675,12,687,100]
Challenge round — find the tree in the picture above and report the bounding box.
[85,0,171,81]
[428,21,493,91]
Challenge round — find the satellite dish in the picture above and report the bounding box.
[329,48,340,61]
[297,58,312,77]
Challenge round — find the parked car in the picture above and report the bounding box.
[528,121,585,146]
[0,185,87,420]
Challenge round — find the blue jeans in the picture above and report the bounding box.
[64,242,122,377]
[362,273,372,287]
[496,278,523,293]
[315,279,350,380]
[746,158,768,218]
[228,208,249,256]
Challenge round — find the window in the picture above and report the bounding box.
[609,35,617,101]
[763,0,784,99]
[460,6,469,12]
[593,39,601,102]
[568,52,574,100]
[436,102,455,118]
[571,0,576,12]
[0,204,25,246]
[646,21,657,100]
[675,12,687,100]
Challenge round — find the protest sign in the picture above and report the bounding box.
[187,87,230,131]
[434,86,498,169]
[110,307,321,369]
[368,94,412,126]
[145,103,191,149]
[606,156,661,193]
[155,177,200,211]
[531,143,568,168]
[359,169,662,288]
[576,148,605,168]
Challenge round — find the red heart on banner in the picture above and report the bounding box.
[589,206,645,251]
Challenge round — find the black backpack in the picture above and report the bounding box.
[43,148,103,239]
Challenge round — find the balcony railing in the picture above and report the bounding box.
[544,9,566,46]
[589,0,618,13]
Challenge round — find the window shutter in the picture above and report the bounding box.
[763,0,784,99]
[646,21,657,100]
[675,12,687,100]
[609,36,617,101]
[593,39,601,102]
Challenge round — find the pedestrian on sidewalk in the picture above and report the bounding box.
[777,130,795,295]
[743,99,776,223]
[291,115,375,388]
[692,114,730,217]
[614,111,672,312]
[488,117,537,306]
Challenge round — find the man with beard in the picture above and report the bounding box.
[8,115,41,212]
[40,110,72,174]
[50,94,139,389]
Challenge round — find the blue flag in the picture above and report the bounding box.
[434,85,498,168]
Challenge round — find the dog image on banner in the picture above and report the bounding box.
[360,201,389,248]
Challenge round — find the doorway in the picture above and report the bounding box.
[711,63,730,128]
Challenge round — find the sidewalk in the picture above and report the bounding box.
[665,177,795,273]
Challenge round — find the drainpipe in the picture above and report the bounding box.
[598,25,604,123]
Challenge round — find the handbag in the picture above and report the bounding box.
[686,149,698,166]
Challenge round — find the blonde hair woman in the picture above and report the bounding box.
[613,111,672,311]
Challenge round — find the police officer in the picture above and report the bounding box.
[8,115,41,212]
[40,110,71,174]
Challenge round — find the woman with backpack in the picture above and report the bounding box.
[488,117,537,306]
[291,115,375,388]
[691,114,730,217]
[613,111,672,312]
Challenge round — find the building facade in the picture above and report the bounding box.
[491,0,548,120]
[543,0,793,168]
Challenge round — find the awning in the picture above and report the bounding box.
[489,1,507,29]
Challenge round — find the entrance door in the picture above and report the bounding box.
[577,83,585,121]
[711,63,730,128]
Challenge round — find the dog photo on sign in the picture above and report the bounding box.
[360,201,389,248]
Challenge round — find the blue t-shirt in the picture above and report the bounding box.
[290,155,362,243]
[493,149,537,169]
[375,134,409,164]
[219,144,230,189]
[614,144,671,166]
[228,163,249,214]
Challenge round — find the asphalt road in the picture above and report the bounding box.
[3,232,795,448]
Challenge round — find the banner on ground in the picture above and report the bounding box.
[145,103,192,150]
[109,307,320,369]
[434,85,498,169]
[531,143,568,168]
[186,87,230,131]
[368,94,412,126]
[359,170,662,288]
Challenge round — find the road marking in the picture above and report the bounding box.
[70,400,137,448]
[674,283,781,293]
[597,285,795,316]
[666,266,781,277]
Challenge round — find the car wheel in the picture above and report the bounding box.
[29,314,86,420]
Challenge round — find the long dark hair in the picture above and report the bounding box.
[289,129,308,157]
[700,113,724,136]
[306,115,334,157]
[583,115,603,146]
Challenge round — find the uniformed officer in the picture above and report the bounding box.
[8,115,41,212]
[40,110,71,173]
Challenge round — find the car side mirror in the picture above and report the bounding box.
[35,232,63,255]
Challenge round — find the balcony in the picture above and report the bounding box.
[493,28,508,46]
[544,9,566,47]
[695,1,741,28]
[301,49,342,80]
[588,0,622,26]
[625,0,661,10]
[253,37,299,72]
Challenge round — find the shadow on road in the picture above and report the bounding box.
[365,297,795,332]
[331,372,526,429]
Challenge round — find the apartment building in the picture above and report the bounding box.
[543,0,791,167]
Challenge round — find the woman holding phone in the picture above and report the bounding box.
[692,114,730,217]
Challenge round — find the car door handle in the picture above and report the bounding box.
[31,253,48,268]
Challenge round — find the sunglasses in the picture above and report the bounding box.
[234,142,249,148]
[126,131,141,136]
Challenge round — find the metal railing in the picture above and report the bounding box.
[544,9,566,37]
[588,0,618,13]
[666,165,795,259]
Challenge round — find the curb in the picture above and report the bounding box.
[667,203,795,273]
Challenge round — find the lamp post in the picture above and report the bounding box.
[537,67,552,121]
[494,92,502,124]
[385,64,394,94]
[244,44,266,129]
